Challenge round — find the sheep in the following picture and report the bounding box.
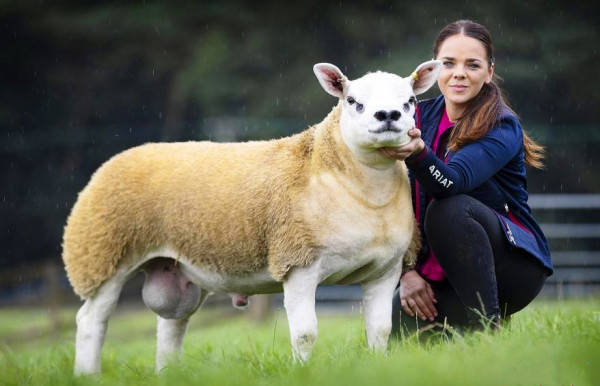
[62,60,442,375]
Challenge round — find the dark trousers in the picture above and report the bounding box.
[392,194,547,334]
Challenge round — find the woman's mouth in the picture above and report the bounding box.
[450,85,468,92]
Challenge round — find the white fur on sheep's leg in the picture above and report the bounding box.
[74,274,126,375]
[154,287,208,373]
[361,264,402,351]
[283,263,320,362]
[155,316,190,372]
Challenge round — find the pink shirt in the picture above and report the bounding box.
[419,108,454,281]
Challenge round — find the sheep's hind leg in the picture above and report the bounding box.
[155,311,206,373]
[361,265,402,351]
[74,273,127,375]
[283,263,320,362]
[142,258,208,372]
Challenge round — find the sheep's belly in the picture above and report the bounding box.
[179,260,282,294]
[177,248,403,293]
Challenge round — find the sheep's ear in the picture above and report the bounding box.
[313,63,348,98]
[410,60,442,95]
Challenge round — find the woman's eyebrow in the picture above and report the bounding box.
[441,57,483,63]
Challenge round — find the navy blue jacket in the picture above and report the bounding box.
[406,95,552,274]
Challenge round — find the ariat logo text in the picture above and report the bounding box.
[428,165,454,189]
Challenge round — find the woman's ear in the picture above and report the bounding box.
[486,62,495,84]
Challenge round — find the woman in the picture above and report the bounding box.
[379,20,552,333]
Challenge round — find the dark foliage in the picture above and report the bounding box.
[1,0,598,268]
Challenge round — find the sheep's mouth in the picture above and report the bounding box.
[369,123,402,134]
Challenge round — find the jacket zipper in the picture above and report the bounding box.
[504,203,516,244]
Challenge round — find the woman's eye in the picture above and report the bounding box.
[469,63,480,69]
[443,61,453,67]
[347,97,355,105]
[356,103,364,113]
[403,103,410,112]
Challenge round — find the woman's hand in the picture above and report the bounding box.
[400,270,438,321]
[378,128,425,161]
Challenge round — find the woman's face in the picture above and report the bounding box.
[436,34,494,111]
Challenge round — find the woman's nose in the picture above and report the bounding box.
[453,64,466,78]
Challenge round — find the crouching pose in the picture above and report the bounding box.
[378,20,552,334]
[62,59,442,374]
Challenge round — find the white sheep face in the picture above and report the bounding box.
[314,61,441,164]
[341,72,416,148]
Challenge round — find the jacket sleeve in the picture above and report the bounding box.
[406,117,523,198]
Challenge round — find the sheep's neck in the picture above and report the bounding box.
[311,105,403,207]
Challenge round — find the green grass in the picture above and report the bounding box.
[1,300,599,385]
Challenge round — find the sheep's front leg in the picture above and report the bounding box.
[361,265,402,351]
[74,274,126,375]
[283,263,320,362]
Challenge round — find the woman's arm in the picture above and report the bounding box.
[382,117,523,198]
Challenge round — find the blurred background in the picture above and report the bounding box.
[1,0,599,317]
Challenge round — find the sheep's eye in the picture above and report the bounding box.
[409,96,416,104]
[356,103,364,113]
[347,97,355,105]
[403,103,410,112]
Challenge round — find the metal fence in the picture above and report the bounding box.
[531,194,600,298]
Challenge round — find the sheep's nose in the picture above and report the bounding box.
[374,110,401,121]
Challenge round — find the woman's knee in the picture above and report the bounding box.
[424,194,474,237]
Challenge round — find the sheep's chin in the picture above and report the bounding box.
[364,133,410,149]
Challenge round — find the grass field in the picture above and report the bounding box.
[1,300,599,385]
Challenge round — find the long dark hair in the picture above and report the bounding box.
[434,20,544,168]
